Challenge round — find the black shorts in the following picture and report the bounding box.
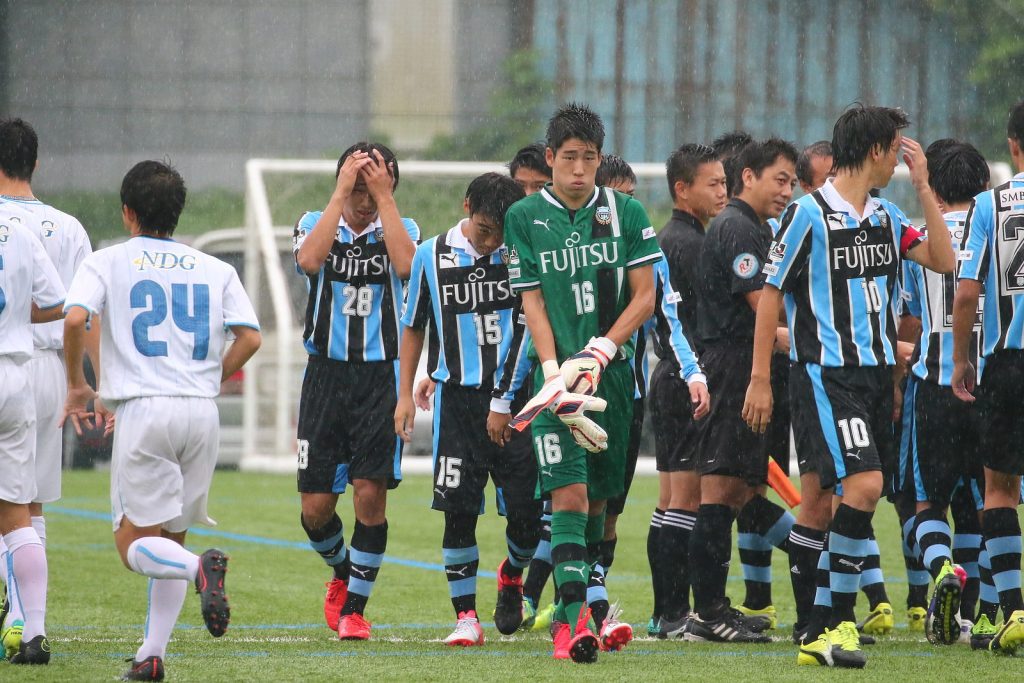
[606,398,645,516]
[977,350,1024,476]
[432,382,539,516]
[766,354,791,474]
[649,360,699,472]
[696,344,768,485]
[296,357,402,493]
[789,363,892,491]
[902,377,983,504]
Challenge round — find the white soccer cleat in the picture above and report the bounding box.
[599,601,633,652]
[444,610,484,647]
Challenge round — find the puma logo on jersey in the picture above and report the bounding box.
[434,487,447,499]
[845,450,862,461]
[838,558,865,571]
[533,219,552,230]
[439,253,460,269]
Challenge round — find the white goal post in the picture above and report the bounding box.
[239,158,1013,473]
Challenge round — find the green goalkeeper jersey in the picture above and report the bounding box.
[504,184,662,362]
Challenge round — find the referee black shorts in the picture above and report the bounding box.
[789,363,892,491]
[902,376,983,505]
[296,356,402,494]
[696,344,768,485]
[649,360,699,472]
[606,397,645,517]
[977,350,1024,476]
[431,382,539,516]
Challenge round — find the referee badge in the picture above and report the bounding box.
[509,245,520,265]
[595,206,612,225]
[500,247,510,264]
[733,253,760,279]
[375,227,385,240]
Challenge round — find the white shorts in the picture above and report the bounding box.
[0,356,37,504]
[28,349,66,503]
[111,396,220,533]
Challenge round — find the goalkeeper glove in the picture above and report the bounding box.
[559,336,617,395]
[509,361,608,453]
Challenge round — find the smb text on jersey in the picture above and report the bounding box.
[504,186,662,361]
[765,187,923,367]
[402,223,517,391]
[958,173,1024,356]
[294,212,420,362]
[63,236,259,400]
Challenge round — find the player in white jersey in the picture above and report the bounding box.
[62,161,261,682]
[0,211,65,665]
[0,119,96,660]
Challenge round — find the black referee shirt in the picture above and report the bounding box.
[657,208,706,357]
[697,198,771,346]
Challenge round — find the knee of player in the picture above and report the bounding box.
[840,470,884,508]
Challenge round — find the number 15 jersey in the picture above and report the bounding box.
[64,235,260,401]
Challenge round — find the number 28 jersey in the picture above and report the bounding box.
[504,186,662,362]
[64,235,260,401]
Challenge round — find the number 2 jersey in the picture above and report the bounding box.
[957,172,1024,357]
[504,185,662,362]
[64,235,260,401]
[401,220,517,391]
[293,212,420,362]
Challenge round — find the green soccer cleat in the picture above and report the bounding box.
[797,622,866,668]
[927,561,964,645]
[531,602,555,632]
[989,610,1024,655]
[907,606,928,632]
[647,616,663,638]
[857,602,894,635]
[519,597,537,631]
[971,615,999,650]
[736,604,777,630]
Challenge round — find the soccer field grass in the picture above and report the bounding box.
[9,469,1024,681]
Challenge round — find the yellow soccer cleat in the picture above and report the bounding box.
[857,602,894,635]
[737,604,777,630]
[990,610,1024,655]
[907,606,928,632]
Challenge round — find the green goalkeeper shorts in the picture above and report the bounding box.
[530,360,635,500]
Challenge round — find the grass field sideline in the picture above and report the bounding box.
[6,470,1023,681]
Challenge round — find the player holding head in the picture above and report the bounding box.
[62,160,262,680]
[646,143,723,637]
[394,173,542,646]
[682,137,797,643]
[898,140,989,645]
[744,105,954,667]
[509,142,552,196]
[952,99,1024,654]
[0,118,95,660]
[796,141,834,195]
[0,169,65,665]
[292,142,418,640]
[503,103,662,662]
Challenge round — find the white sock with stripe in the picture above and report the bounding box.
[126,537,199,581]
[136,578,188,660]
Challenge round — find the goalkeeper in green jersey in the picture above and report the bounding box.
[504,103,662,663]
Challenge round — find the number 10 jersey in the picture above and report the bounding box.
[64,235,260,401]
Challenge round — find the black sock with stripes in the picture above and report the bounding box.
[788,523,825,634]
[657,508,696,621]
[647,508,665,619]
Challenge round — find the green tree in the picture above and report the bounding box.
[424,49,550,161]
[930,0,1024,158]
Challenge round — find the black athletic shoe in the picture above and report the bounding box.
[195,549,230,637]
[683,600,771,643]
[122,656,165,681]
[733,610,772,634]
[657,611,690,640]
[9,635,50,665]
[493,559,525,635]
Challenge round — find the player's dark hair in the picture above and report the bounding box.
[665,143,718,199]
[1008,100,1024,144]
[120,160,187,236]
[927,141,989,205]
[596,154,636,187]
[465,172,525,226]
[546,103,605,153]
[508,142,550,179]
[0,118,38,182]
[712,130,753,197]
[831,104,910,172]
[336,141,400,190]
[795,140,833,187]
[735,137,798,194]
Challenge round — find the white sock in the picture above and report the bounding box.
[126,537,199,581]
[30,516,46,549]
[4,527,46,641]
[136,578,187,660]
[1,535,25,626]
[0,536,8,587]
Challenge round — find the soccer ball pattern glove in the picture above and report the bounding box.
[559,336,617,395]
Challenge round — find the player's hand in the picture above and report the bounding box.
[394,395,416,442]
[552,393,609,453]
[688,380,711,420]
[486,410,513,446]
[773,327,790,355]
[560,336,617,395]
[951,360,977,403]
[334,150,372,201]
[901,136,930,192]
[360,149,396,202]
[61,383,98,436]
[896,341,915,371]
[742,376,773,434]
[414,378,436,411]
[509,371,569,431]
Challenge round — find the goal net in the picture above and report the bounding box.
[239,158,1013,473]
